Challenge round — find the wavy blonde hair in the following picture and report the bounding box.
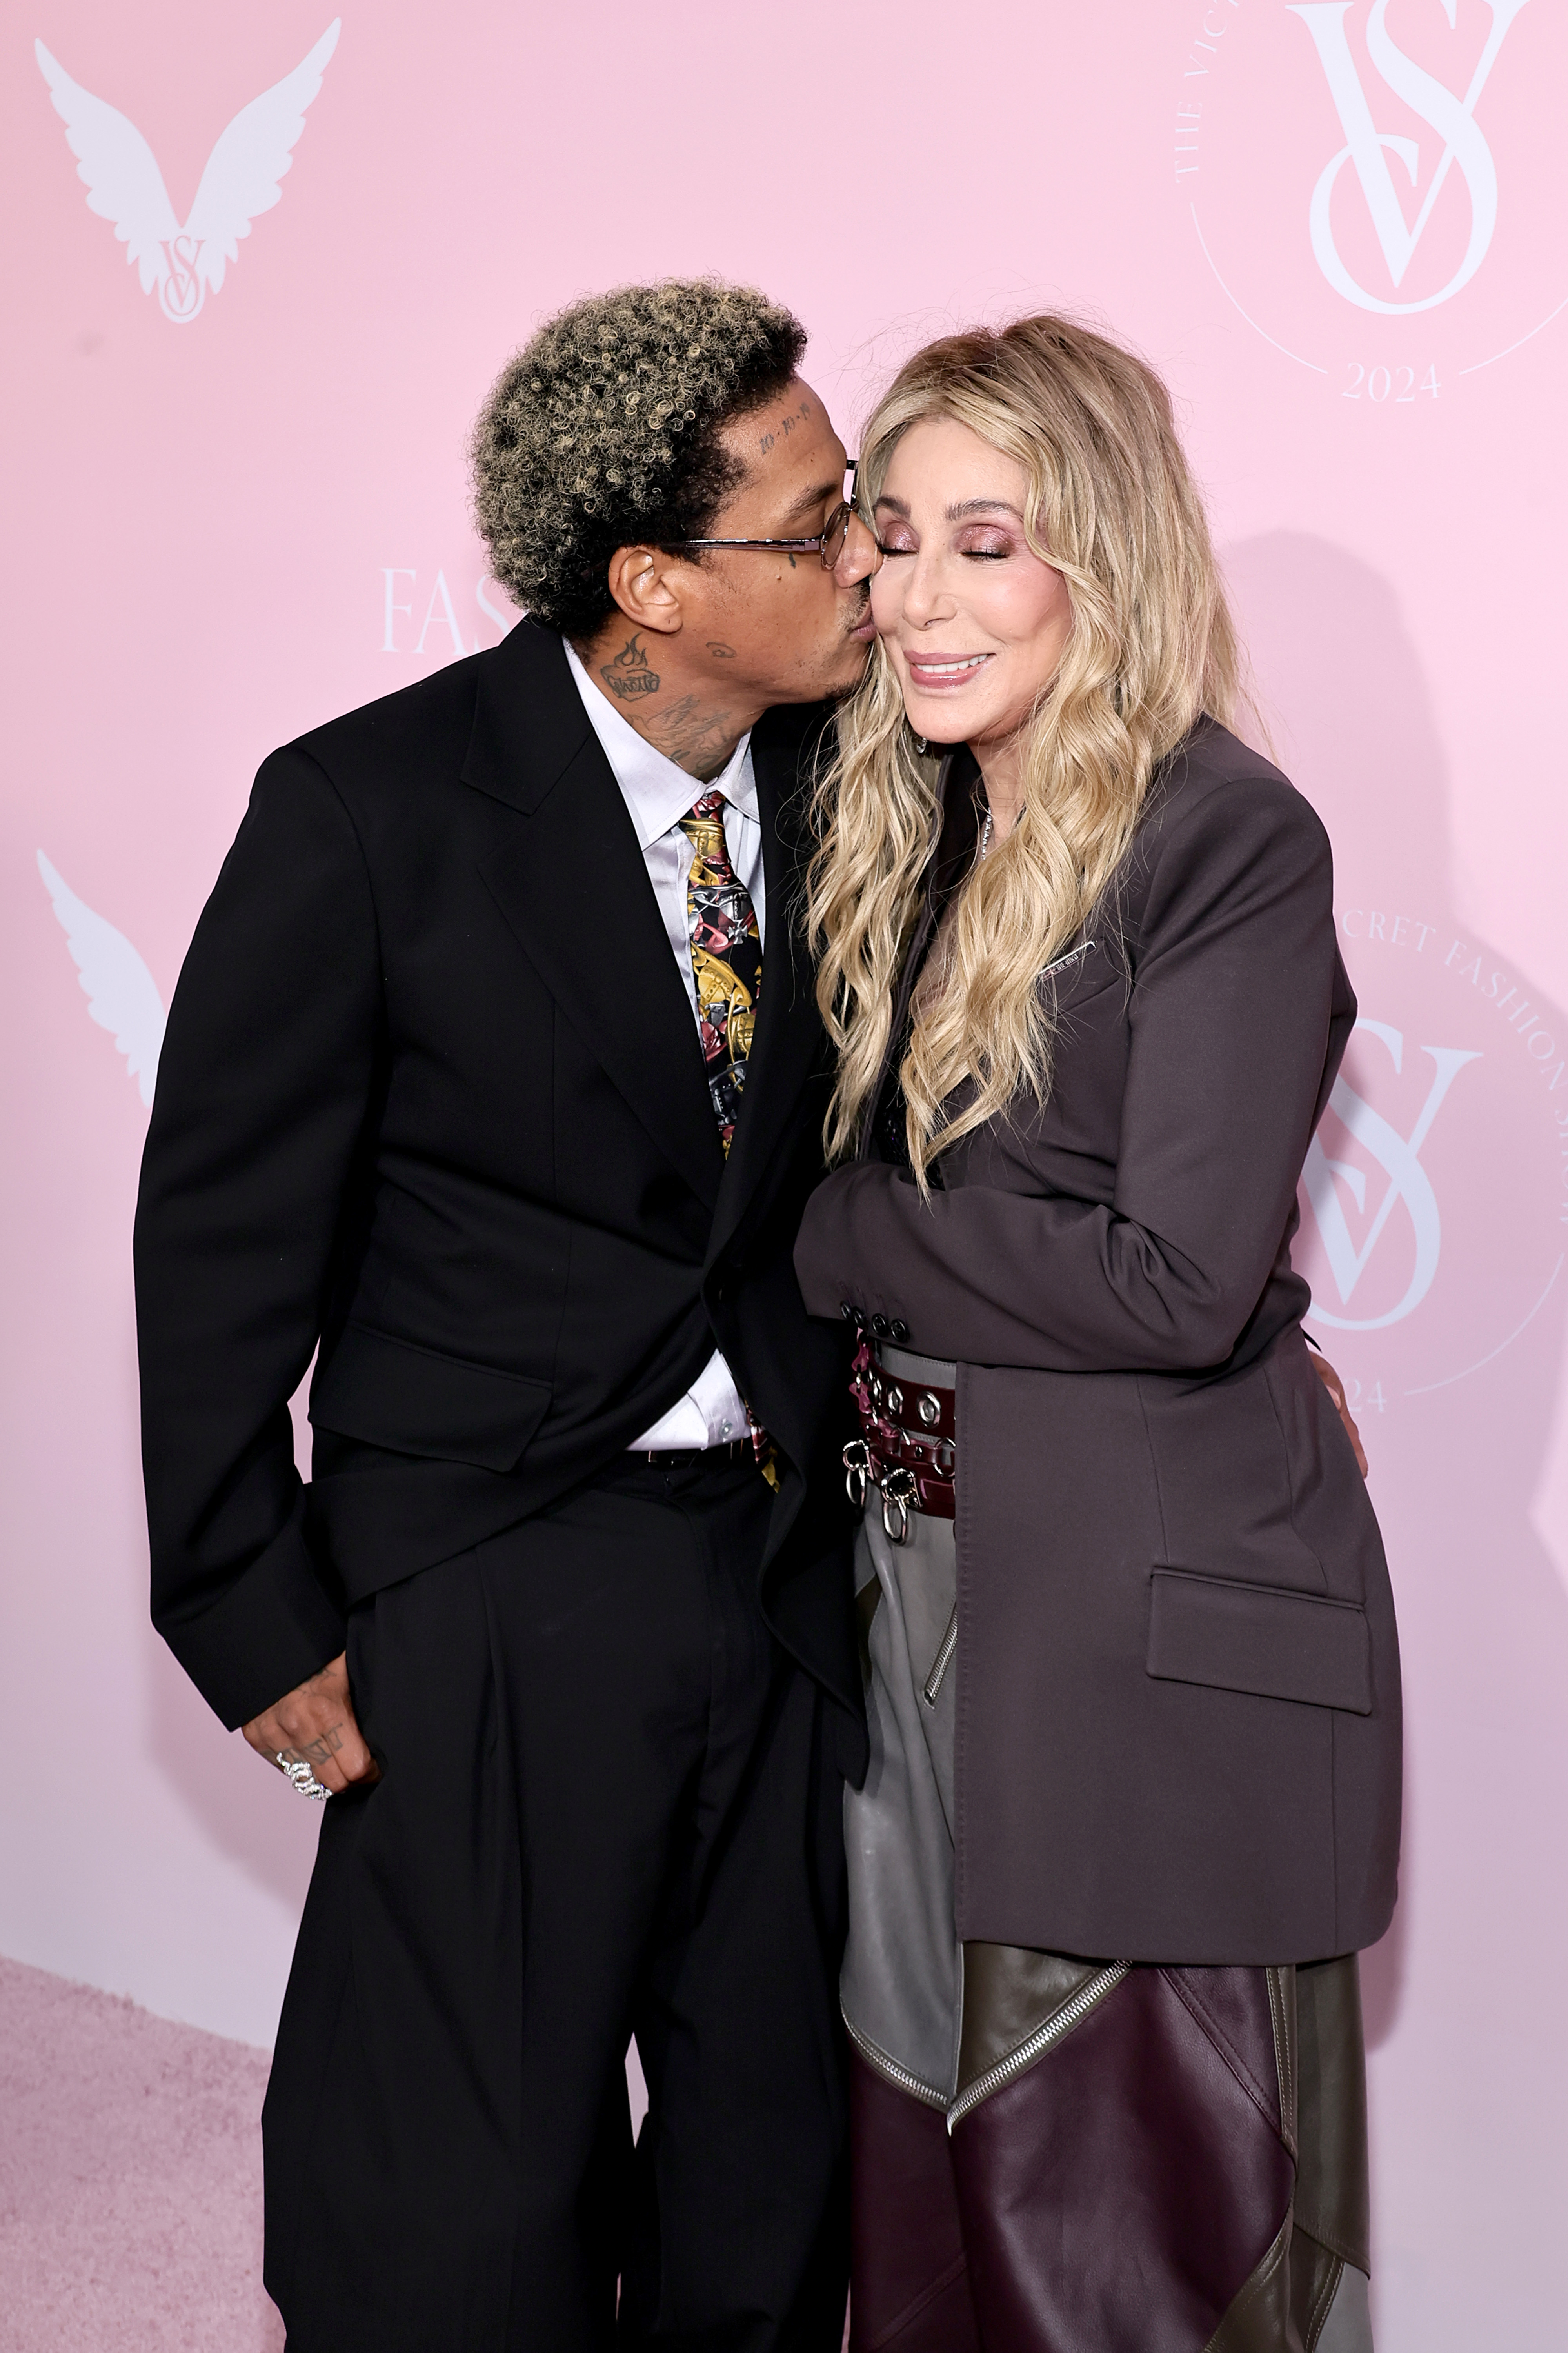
[807,315,1242,1186]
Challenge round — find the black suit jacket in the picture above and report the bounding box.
[135,620,860,1737]
[796,723,1401,1963]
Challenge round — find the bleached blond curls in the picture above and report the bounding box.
[806,314,1242,1187]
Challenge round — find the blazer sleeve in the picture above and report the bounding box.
[134,748,383,1728]
[794,777,1338,1373]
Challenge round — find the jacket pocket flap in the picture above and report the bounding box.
[1146,1567,1372,1715]
[309,1324,550,1474]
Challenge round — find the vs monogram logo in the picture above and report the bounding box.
[1301,1020,1480,1327]
[1289,0,1531,313]
[1173,0,1563,391]
[1291,910,1565,1411]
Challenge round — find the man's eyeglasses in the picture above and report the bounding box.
[659,466,871,574]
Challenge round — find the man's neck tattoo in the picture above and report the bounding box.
[645,694,738,780]
[600,633,660,700]
[590,630,739,778]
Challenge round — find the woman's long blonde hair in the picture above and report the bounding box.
[807,315,1242,1186]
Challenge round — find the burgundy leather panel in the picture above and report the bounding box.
[949,1966,1294,2351]
[1165,1964,1286,2139]
[847,2051,982,2353]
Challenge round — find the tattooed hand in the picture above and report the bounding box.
[243,1651,380,1792]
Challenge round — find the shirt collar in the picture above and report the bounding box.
[563,637,756,851]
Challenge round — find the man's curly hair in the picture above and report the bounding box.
[471,279,808,641]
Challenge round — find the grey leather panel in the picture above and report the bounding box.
[1313,2264,1372,2353]
[840,1348,962,2105]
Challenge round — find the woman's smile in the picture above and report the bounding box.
[901,651,993,688]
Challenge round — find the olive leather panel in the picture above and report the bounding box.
[956,1945,1106,2102]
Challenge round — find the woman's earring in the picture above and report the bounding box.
[911,732,929,755]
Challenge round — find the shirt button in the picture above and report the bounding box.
[871,1314,890,1338]
[890,1319,910,1342]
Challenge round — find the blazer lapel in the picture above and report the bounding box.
[465,624,724,1210]
[707,705,832,1264]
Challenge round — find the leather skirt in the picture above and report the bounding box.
[841,1343,1374,2353]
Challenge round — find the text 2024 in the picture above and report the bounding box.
[1344,363,1440,403]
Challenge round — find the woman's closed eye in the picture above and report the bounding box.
[875,532,1016,562]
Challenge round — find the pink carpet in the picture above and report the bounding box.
[0,1954,282,2353]
[1,1955,850,2349]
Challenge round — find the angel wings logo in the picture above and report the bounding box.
[37,854,166,1107]
[35,20,340,324]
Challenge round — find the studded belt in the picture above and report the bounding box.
[843,1336,956,1541]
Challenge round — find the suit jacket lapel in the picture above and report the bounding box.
[465,624,724,1210]
[708,704,832,1264]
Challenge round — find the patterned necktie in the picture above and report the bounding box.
[679,789,761,1154]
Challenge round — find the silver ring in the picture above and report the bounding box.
[276,1752,330,1802]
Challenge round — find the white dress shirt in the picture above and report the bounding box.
[563,638,764,1452]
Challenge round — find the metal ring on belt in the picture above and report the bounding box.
[843,1335,956,1541]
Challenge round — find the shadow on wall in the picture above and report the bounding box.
[1223,533,1568,2055]
[1225,532,1453,905]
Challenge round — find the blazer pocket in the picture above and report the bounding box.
[309,1324,551,1473]
[1145,1567,1372,1715]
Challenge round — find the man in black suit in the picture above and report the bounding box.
[134,280,883,2351]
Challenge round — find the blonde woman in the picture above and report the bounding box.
[794,318,1399,2353]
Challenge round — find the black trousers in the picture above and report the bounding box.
[262,1453,850,2351]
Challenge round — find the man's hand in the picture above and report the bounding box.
[243,1652,380,1793]
[1309,1349,1368,1478]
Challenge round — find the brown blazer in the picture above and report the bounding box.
[794,720,1401,1965]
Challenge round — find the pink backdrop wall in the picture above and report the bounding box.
[5,4,1564,2343]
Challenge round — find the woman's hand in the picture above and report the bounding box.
[1310,1352,1368,1478]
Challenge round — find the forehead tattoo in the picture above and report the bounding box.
[758,394,812,457]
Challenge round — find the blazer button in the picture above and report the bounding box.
[889,1319,910,1342]
[871,1314,890,1338]
[840,1302,858,1321]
